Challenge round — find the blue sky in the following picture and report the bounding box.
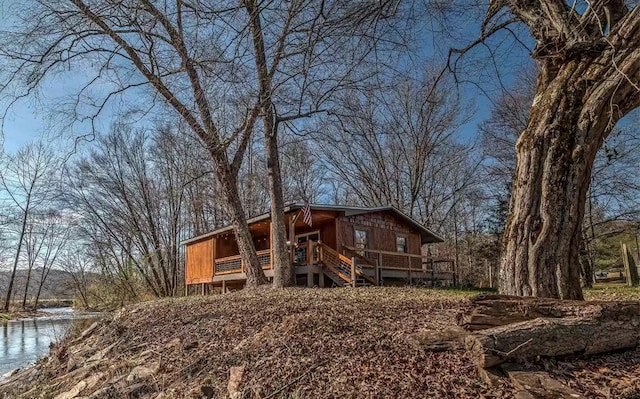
[0,1,534,155]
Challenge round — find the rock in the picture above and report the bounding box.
[2,368,20,379]
[500,363,583,399]
[55,373,104,399]
[201,385,215,399]
[54,378,86,399]
[126,362,160,383]
[477,366,504,387]
[66,356,82,372]
[54,372,105,399]
[227,366,245,399]
[514,391,537,399]
[78,322,100,340]
[87,341,118,363]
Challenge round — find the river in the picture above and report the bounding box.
[0,308,101,376]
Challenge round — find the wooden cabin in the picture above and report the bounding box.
[182,204,454,292]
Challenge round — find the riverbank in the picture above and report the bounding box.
[0,309,51,323]
[0,299,76,322]
[0,287,638,398]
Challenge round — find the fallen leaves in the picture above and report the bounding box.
[1,287,639,398]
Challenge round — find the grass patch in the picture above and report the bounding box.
[585,284,640,301]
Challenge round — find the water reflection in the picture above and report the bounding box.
[0,309,101,376]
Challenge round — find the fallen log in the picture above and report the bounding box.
[462,295,640,368]
[459,294,640,331]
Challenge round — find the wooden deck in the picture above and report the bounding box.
[189,241,454,290]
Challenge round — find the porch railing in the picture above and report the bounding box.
[214,249,272,275]
[342,246,454,274]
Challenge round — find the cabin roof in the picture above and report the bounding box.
[180,203,444,245]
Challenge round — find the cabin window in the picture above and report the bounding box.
[354,229,368,254]
[396,236,408,253]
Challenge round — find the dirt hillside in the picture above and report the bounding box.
[1,287,639,398]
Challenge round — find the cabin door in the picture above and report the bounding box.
[295,231,320,264]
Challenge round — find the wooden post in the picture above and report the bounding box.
[622,243,640,286]
[267,221,273,270]
[289,215,297,266]
[351,256,356,287]
[318,244,325,288]
[374,259,380,286]
[212,237,217,279]
[307,240,314,287]
[430,259,435,287]
[222,280,227,294]
[408,256,413,286]
[201,283,205,296]
[184,246,189,297]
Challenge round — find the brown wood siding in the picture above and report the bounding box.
[320,220,337,249]
[337,211,421,255]
[185,238,214,284]
[287,217,337,250]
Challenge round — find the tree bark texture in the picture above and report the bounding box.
[67,0,269,289]
[4,193,31,312]
[462,295,640,368]
[244,0,292,288]
[499,3,640,299]
[265,132,292,288]
[218,165,268,288]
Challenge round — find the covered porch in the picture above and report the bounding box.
[184,209,340,291]
[183,204,455,293]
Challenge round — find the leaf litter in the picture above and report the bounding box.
[1,287,639,398]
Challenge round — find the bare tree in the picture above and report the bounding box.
[21,216,46,308]
[318,73,471,226]
[0,0,410,289]
[480,66,640,292]
[0,1,270,286]
[280,137,327,204]
[0,142,60,311]
[32,211,70,308]
[478,0,640,299]
[64,126,191,297]
[59,248,96,310]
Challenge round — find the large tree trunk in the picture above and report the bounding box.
[266,132,292,288]
[492,0,640,300]
[244,0,292,288]
[500,60,616,300]
[219,167,268,288]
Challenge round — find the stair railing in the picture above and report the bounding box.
[317,242,376,286]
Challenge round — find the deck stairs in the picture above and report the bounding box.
[317,242,376,287]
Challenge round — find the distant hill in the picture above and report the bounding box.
[0,268,77,302]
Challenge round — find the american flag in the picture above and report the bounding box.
[302,203,312,226]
